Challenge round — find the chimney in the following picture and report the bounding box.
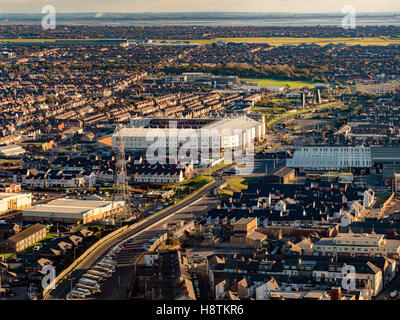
[330,287,342,300]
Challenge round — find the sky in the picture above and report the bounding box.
[0,0,398,14]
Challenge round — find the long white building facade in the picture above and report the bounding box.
[286,146,372,169]
[0,193,32,215]
[112,116,265,154]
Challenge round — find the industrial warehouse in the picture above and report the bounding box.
[286,146,372,170]
[22,198,125,224]
[0,193,32,215]
[112,116,266,154]
[286,146,400,176]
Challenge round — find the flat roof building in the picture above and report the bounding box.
[0,193,32,215]
[0,144,25,157]
[286,146,371,169]
[314,233,400,260]
[231,217,267,245]
[23,198,125,224]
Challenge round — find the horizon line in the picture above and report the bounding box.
[0,11,399,15]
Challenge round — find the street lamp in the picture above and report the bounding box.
[68,277,75,298]
[73,247,77,261]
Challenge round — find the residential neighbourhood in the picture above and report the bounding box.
[0,8,399,309]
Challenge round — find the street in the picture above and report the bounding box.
[47,176,225,299]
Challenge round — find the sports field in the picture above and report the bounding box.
[183,37,400,46]
[241,77,317,89]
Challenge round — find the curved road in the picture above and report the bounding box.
[48,177,225,299]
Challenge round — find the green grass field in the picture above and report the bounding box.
[0,253,16,261]
[176,37,400,46]
[241,78,317,89]
[266,102,338,127]
[218,177,259,199]
[184,175,214,189]
[23,233,56,253]
[3,37,399,47]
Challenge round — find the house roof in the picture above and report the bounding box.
[7,223,46,243]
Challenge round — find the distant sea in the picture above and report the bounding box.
[0,17,400,26]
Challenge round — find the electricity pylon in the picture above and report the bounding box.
[112,125,131,222]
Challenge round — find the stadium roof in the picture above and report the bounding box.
[371,146,400,163]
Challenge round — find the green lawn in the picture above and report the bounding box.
[241,77,317,89]
[218,177,259,198]
[266,102,338,127]
[198,161,233,176]
[166,37,400,47]
[375,195,390,200]
[23,233,57,253]
[185,175,215,189]
[226,178,248,193]
[0,253,16,261]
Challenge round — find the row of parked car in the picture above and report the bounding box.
[192,271,200,299]
[67,259,117,299]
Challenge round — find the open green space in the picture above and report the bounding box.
[218,177,259,199]
[0,253,16,261]
[266,102,338,127]
[184,175,215,189]
[3,37,400,47]
[241,77,317,89]
[23,233,57,253]
[172,37,400,46]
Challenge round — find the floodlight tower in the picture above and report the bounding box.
[112,125,131,222]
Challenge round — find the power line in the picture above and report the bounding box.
[112,125,132,223]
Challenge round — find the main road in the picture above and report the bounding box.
[47,176,226,299]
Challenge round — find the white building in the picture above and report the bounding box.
[23,198,125,224]
[0,144,25,157]
[255,279,280,300]
[286,146,372,169]
[314,233,400,260]
[112,116,264,157]
[0,193,32,215]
